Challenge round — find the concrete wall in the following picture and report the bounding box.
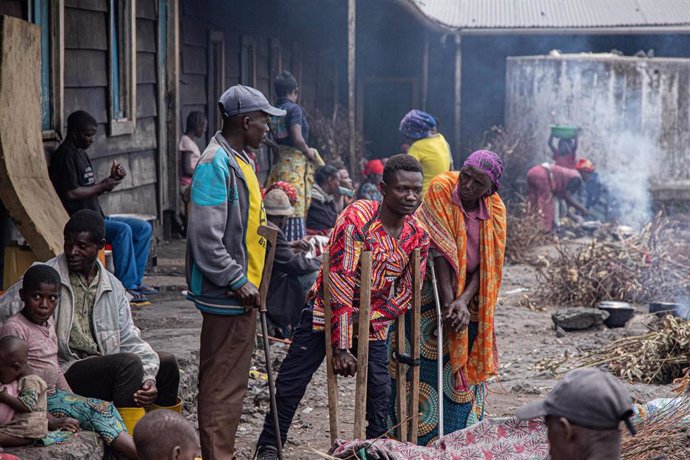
[506,54,690,181]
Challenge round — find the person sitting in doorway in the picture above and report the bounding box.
[306,165,341,236]
[0,210,181,434]
[516,367,635,460]
[49,110,156,302]
[264,189,321,338]
[356,159,384,202]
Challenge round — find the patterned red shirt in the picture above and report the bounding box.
[308,200,429,349]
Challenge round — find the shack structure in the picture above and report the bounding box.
[0,0,689,241]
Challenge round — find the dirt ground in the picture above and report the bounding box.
[136,240,675,459]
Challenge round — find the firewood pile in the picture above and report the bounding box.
[536,214,690,308]
[504,198,547,264]
[481,125,531,201]
[570,315,690,384]
[307,105,366,175]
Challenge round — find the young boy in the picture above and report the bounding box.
[0,335,48,446]
[1,265,137,458]
[134,410,200,460]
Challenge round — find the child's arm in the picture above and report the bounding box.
[56,370,73,393]
[0,388,30,413]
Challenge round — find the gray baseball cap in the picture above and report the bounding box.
[516,368,635,435]
[218,85,286,118]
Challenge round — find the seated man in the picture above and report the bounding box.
[263,189,321,337]
[0,210,180,431]
[305,164,341,236]
[516,368,635,460]
[49,110,156,301]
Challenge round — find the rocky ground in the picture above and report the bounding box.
[130,240,675,459]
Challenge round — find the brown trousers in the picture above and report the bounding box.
[198,310,256,459]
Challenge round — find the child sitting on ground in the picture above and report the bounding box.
[0,265,138,458]
[0,335,48,446]
[134,410,200,460]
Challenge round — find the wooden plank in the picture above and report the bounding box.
[181,74,207,105]
[64,86,108,123]
[136,0,156,20]
[322,252,340,445]
[136,18,156,53]
[410,248,422,444]
[64,0,107,12]
[137,51,156,84]
[182,45,207,75]
[347,0,356,175]
[64,49,108,87]
[90,117,158,158]
[181,17,206,47]
[64,8,108,50]
[395,315,408,442]
[353,251,372,440]
[137,83,158,118]
[165,0,181,216]
[453,33,462,157]
[0,16,68,260]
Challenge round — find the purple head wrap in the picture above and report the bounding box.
[399,110,437,140]
[463,150,504,195]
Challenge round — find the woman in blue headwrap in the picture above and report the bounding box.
[400,110,453,196]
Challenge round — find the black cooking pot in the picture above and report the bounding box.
[649,302,690,318]
[597,301,635,328]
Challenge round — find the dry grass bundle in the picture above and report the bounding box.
[537,215,690,307]
[505,198,548,264]
[307,105,365,174]
[571,316,690,384]
[621,396,690,460]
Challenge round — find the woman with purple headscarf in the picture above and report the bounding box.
[400,110,452,196]
[389,150,507,445]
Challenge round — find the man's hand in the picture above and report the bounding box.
[332,349,357,377]
[48,415,80,432]
[230,281,261,309]
[444,298,470,332]
[110,160,127,180]
[305,148,318,162]
[289,239,311,254]
[99,176,121,193]
[133,379,158,407]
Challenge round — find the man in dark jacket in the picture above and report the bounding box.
[263,189,321,337]
[306,164,340,235]
[185,85,286,458]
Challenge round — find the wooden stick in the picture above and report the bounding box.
[409,248,422,443]
[395,314,408,441]
[323,252,340,445]
[353,251,372,440]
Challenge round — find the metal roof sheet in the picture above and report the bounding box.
[405,0,690,31]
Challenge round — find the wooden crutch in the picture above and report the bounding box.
[257,225,283,459]
[393,248,422,443]
[324,251,373,443]
[353,251,372,440]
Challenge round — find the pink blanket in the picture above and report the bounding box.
[331,417,548,460]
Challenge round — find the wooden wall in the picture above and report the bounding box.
[179,0,345,182]
[62,0,160,216]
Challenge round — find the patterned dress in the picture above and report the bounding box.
[389,171,507,445]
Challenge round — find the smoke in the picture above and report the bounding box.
[598,132,658,229]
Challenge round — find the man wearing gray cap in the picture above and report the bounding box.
[185,84,285,458]
[516,368,635,460]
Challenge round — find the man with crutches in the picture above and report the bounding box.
[255,155,429,459]
[390,150,507,445]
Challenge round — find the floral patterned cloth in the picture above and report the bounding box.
[331,417,548,459]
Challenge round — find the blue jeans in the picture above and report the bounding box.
[104,216,152,290]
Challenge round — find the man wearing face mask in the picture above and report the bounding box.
[185,84,285,459]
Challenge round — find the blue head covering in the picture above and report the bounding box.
[399,110,437,140]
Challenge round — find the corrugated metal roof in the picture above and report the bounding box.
[404,0,690,30]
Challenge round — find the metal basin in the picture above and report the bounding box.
[597,301,635,328]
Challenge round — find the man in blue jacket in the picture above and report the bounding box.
[185,84,285,459]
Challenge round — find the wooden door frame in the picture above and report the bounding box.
[207,30,225,133]
[163,0,180,223]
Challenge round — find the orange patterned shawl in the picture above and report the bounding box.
[416,171,506,385]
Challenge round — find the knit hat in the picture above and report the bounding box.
[263,189,294,216]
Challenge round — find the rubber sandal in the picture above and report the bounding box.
[126,289,148,303]
[136,284,159,295]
